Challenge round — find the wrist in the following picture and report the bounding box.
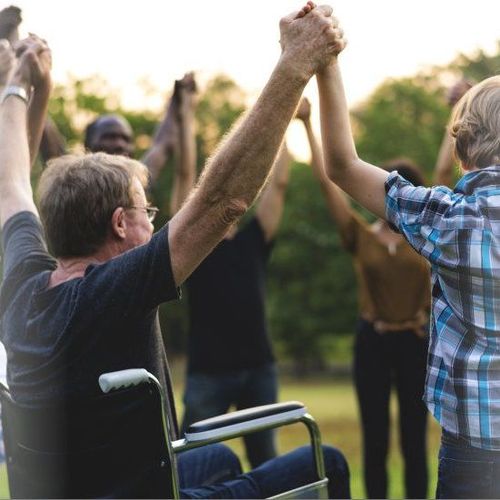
[278,52,312,87]
[9,74,31,95]
[35,75,53,93]
[2,84,30,105]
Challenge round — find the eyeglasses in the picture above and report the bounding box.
[125,205,159,223]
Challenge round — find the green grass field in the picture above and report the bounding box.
[0,375,440,499]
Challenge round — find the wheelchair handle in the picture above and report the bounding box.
[99,368,157,393]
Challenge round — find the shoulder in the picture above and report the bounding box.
[1,211,56,280]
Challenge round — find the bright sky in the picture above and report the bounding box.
[9,0,500,160]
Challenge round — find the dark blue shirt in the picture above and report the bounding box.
[0,212,178,422]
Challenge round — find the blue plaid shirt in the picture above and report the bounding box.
[385,166,500,450]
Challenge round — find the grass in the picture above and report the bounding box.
[0,371,441,499]
[173,373,441,500]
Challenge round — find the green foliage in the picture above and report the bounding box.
[195,74,246,160]
[447,40,500,83]
[353,78,450,179]
[25,40,499,367]
[267,162,356,371]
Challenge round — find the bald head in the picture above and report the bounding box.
[84,114,134,157]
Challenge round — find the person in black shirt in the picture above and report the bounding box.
[165,76,290,466]
[0,7,351,498]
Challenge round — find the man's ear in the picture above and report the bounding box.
[110,207,127,239]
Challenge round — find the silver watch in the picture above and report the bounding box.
[1,85,30,104]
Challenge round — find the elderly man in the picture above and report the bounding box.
[0,3,350,498]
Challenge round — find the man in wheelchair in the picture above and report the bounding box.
[0,3,350,498]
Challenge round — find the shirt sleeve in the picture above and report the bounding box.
[385,171,457,263]
[76,224,180,317]
[1,211,56,280]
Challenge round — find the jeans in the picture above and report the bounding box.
[436,431,500,498]
[354,319,428,498]
[182,363,278,467]
[178,443,351,499]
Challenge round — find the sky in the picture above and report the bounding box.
[9,0,500,160]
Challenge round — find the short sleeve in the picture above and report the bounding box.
[76,224,180,317]
[1,211,56,280]
[384,171,456,262]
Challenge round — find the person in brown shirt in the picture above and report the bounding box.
[296,98,430,499]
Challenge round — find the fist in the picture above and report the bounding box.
[279,3,346,79]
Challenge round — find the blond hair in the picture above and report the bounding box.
[38,153,149,258]
[450,75,500,169]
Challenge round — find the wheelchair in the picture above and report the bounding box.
[0,369,328,498]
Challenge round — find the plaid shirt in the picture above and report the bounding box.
[385,166,500,450]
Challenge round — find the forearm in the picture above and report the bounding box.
[316,62,359,179]
[169,108,196,216]
[303,116,352,227]
[317,62,388,218]
[303,119,328,183]
[142,98,178,181]
[28,81,51,164]
[169,58,309,284]
[39,116,67,162]
[271,144,291,191]
[0,94,35,225]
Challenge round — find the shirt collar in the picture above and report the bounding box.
[454,165,500,195]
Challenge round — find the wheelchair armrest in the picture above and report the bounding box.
[98,368,156,393]
[184,401,306,442]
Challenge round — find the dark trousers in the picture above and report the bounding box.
[437,431,500,499]
[354,319,428,498]
[181,363,278,467]
[178,443,351,498]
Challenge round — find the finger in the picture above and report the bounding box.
[0,38,9,51]
[316,4,334,17]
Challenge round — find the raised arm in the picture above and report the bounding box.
[23,42,53,165]
[316,50,388,219]
[169,73,197,216]
[0,36,50,226]
[433,79,473,187]
[255,141,291,242]
[168,2,344,285]
[295,97,352,234]
[39,116,67,162]
[141,80,180,182]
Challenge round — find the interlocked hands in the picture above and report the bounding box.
[12,34,52,90]
[279,1,346,80]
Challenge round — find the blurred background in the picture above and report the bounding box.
[2,1,500,497]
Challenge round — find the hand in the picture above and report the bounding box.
[0,39,15,86]
[279,2,346,80]
[12,34,52,91]
[447,79,473,107]
[176,71,197,117]
[295,97,311,121]
[0,6,22,43]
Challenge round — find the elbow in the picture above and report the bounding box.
[219,198,248,226]
[325,152,358,183]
